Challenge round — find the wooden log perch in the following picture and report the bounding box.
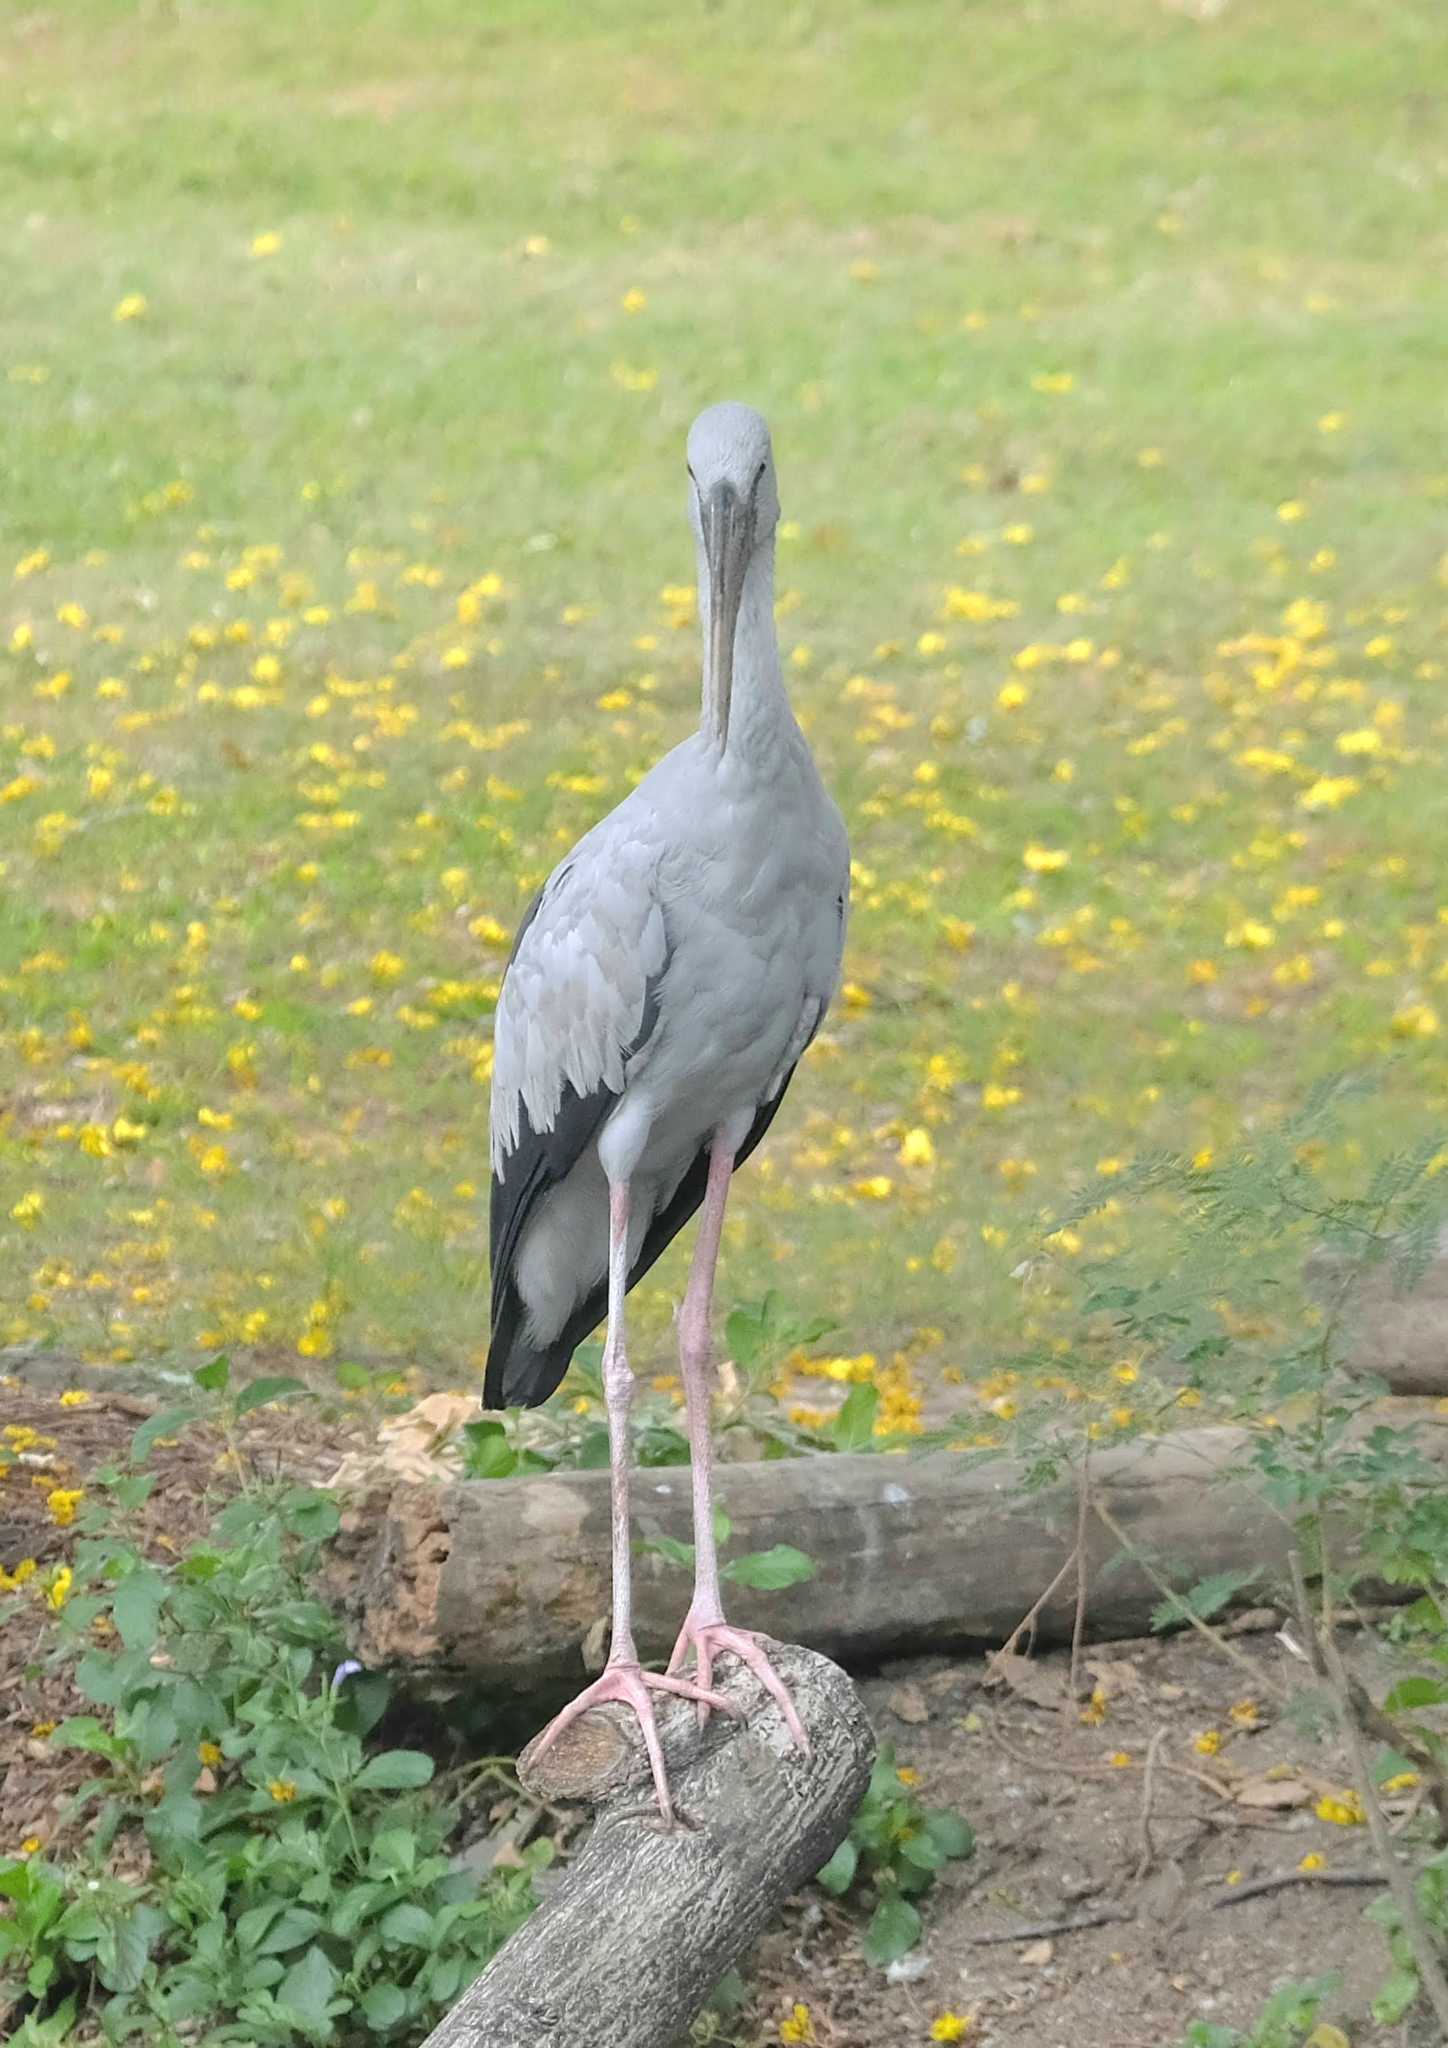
[421,1640,873,2048]
[333,1424,1444,1686]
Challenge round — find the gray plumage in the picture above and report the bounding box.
[485,403,849,1408]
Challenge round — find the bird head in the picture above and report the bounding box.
[686,402,780,743]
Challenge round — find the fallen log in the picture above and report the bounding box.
[335,1423,1447,1688]
[421,1641,873,2048]
[1307,1233,1448,1396]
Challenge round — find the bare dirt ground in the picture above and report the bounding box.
[738,1629,1433,2048]
[2,1375,1439,2047]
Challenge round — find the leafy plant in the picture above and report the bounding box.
[1005,1077,1448,2028]
[814,1743,974,1965]
[0,1361,545,2045]
[1367,1844,1448,2024]
[639,1506,816,1594]
[1180,1974,1339,2048]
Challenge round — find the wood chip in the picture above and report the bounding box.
[985,1651,1063,1710]
[1020,1938,1055,1965]
[886,1682,930,1725]
[1234,1773,1313,1809]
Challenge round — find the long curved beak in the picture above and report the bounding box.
[700,481,751,746]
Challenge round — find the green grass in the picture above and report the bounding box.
[3,0,1448,1403]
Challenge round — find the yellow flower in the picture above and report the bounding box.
[1226,920,1274,950]
[46,1566,73,1610]
[370,950,405,983]
[198,1741,223,1767]
[113,293,148,323]
[19,1836,43,1856]
[1228,1699,1259,1726]
[1391,1002,1438,1040]
[250,231,283,258]
[268,1779,298,1803]
[899,1127,935,1168]
[1298,775,1359,811]
[1109,1750,1133,1767]
[1022,844,1068,874]
[779,2003,815,2045]
[47,1488,84,1528]
[1313,1791,1365,1826]
[10,1191,44,1227]
[1299,1852,1325,1871]
[931,2017,971,2043]
[1193,1729,1222,1756]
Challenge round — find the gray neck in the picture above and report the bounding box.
[698,536,790,758]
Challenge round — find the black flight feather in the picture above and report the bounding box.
[483,1063,801,1411]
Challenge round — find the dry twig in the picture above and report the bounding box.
[1134,1727,1167,1881]
[968,1907,1134,1946]
[1210,1866,1384,1910]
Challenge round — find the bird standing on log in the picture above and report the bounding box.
[484,403,849,1821]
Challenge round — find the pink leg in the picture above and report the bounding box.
[527,1177,737,1825]
[665,1140,810,1754]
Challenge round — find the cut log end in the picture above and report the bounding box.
[423,1642,874,2048]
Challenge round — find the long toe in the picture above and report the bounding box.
[671,1619,811,1753]
[525,1661,738,1825]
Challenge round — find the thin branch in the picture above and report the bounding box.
[1134,1727,1167,1881]
[967,1907,1134,1946]
[1092,1497,1287,1698]
[1321,1633,1448,2037]
[1069,1446,1092,1698]
[1210,1867,1384,1909]
[990,1542,1080,1669]
[1289,1546,1448,1831]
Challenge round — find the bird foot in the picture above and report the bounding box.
[667,1615,811,1754]
[525,1658,740,1827]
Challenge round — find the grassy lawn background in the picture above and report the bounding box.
[3,0,1447,1406]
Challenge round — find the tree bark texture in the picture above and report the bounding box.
[419,1641,873,2048]
[1307,1232,1448,1395]
[332,1424,1440,1688]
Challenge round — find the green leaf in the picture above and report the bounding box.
[814,1837,857,1895]
[193,1354,230,1394]
[235,1375,313,1418]
[130,1407,192,1464]
[95,1912,152,1993]
[279,1943,338,2027]
[899,1827,946,1871]
[52,1715,122,1758]
[355,1749,434,1790]
[923,1810,975,1860]
[1384,1675,1448,1713]
[362,1983,408,2029]
[861,1891,921,1966]
[644,1531,696,1570]
[1150,1566,1257,1632]
[724,1544,817,1591]
[832,1383,880,1451]
[368,1827,416,1876]
[112,1565,167,1651]
[256,1906,323,1956]
[461,1420,517,1479]
[379,1900,435,1946]
[1372,1965,1421,2025]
